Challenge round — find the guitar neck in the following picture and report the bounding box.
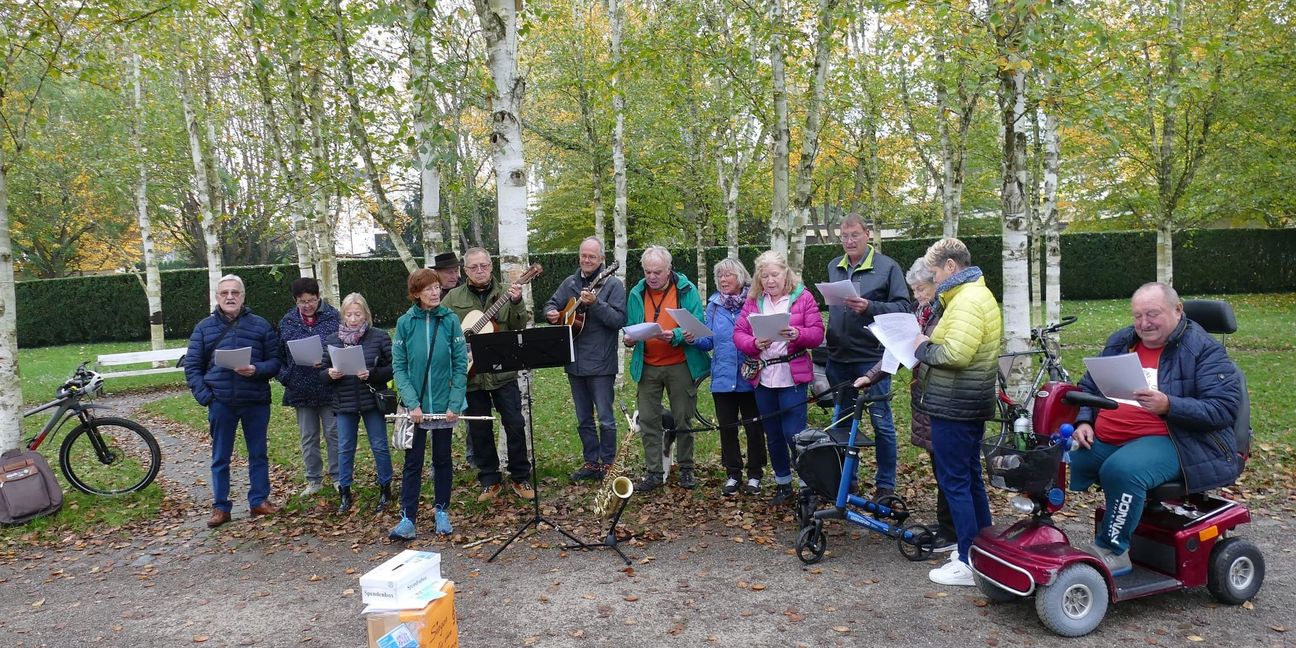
[472,294,511,333]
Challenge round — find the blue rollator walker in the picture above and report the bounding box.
[793,391,936,564]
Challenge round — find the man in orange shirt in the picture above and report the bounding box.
[623,246,710,492]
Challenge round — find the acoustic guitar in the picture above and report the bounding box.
[461,263,543,376]
[558,261,621,336]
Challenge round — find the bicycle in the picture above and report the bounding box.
[22,362,161,495]
[989,315,1077,454]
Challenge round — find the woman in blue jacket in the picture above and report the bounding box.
[693,258,767,496]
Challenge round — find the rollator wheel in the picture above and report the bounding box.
[899,523,935,562]
[874,494,908,522]
[796,492,818,528]
[796,521,827,564]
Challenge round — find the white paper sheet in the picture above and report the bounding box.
[287,335,323,366]
[665,308,714,338]
[213,347,251,370]
[623,322,664,342]
[1082,352,1150,406]
[748,312,791,341]
[328,344,368,376]
[866,312,921,369]
[879,349,901,374]
[814,280,860,306]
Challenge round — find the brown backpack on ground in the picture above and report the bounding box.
[0,448,64,525]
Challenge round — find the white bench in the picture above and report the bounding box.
[95,347,189,379]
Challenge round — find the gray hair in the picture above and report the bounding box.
[1135,282,1180,308]
[839,212,872,232]
[463,246,491,262]
[924,238,972,271]
[217,274,245,293]
[906,257,935,287]
[641,245,672,267]
[713,257,751,287]
[580,236,605,256]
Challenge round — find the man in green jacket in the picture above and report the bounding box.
[443,248,535,502]
[913,238,1002,587]
[623,246,710,492]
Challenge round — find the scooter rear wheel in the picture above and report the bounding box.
[1207,538,1265,605]
[796,522,827,564]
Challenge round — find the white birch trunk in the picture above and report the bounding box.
[936,53,960,239]
[1042,107,1061,326]
[1155,0,1184,286]
[695,216,707,296]
[1000,67,1032,400]
[0,152,24,452]
[474,0,528,283]
[306,69,340,305]
[768,0,790,254]
[409,0,444,265]
[131,55,165,351]
[181,68,222,310]
[787,0,838,274]
[1156,222,1174,286]
[610,0,628,282]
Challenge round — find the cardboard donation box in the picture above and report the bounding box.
[360,550,442,608]
[365,580,458,648]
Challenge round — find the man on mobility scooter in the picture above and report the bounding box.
[970,284,1263,637]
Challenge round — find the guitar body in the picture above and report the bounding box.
[461,311,497,337]
[556,261,620,338]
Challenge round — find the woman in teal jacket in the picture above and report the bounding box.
[389,269,468,540]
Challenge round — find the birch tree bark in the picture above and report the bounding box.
[768,0,790,254]
[305,69,341,304]
[330,0,418,273]
[610,0,629,285]
[180,66,223,310]
[408,0,444,265]
[131,54,165,351]
[1041,105,1062,327]
[787,0,840,273]
[0,148,22,451]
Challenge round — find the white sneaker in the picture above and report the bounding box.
[929,555,976,586]
[299,481,322,497]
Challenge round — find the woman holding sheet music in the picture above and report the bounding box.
[732,251,824,507]
[277,277,341,500]
[321,293,394,515]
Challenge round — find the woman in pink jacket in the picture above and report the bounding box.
[733,251,825,505]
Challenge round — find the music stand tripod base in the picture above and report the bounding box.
[469,327,594,562]
[562,494,633,565]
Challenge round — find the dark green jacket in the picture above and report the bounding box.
[443,278,529,392]
[392,304,468,415]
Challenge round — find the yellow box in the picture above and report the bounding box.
[365,580,458,648]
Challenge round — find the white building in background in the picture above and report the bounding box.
[333,197,380,256]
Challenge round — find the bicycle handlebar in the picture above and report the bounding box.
[853,392,895,420]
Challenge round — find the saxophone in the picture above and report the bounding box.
[592,401,639,518]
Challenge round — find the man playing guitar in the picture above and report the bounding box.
[542,236,627,482]
[443,247,537,502]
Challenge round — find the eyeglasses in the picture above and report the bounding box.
[218,290,243,297]
[839,232,866,242]
[465,263,492,271]
[296,297,320,307]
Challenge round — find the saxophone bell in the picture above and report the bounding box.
[611,475,634,500]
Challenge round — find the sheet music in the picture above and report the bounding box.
[814,280,859,306]
[213,347,251,370]
[747,312,790,341]
[328,344,368,376]
[623,322,664,341]
[866,312,921,369]
[1082,352,1150,406]
[666,308,714,338]
[287,335,323,366]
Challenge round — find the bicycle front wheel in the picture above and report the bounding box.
[59,417,162,495]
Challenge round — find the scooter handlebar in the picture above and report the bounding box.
[1063,390,1120,410]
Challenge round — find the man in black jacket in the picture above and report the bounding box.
[824,215,911,500]
[543,237,627,481]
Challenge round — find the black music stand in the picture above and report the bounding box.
[471,327,593,561]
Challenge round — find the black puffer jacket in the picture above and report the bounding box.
[319,327,394,414]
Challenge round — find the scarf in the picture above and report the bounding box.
[932,266,984,317]
[718,285,749,313]
[338,322,368,346]
[916,300,935,331]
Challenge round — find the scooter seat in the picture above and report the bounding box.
[1148,479,1188,502]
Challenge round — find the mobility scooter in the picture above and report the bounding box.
[969,300,1265,637]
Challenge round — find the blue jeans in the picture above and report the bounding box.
[399,426,453,521]
[930,417,993,563]
[753,384,808,484]
[569,374,618,465]
[208,401,271,513]
[335,408,394,489]
[1069,435,1181,555]
[826,360,897,491]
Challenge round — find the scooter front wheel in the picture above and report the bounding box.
[796,522,827,564]
[1035,563,1108,637]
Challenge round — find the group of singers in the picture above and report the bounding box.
[187,214,961,546]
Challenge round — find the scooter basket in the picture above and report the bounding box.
[794,427,845,501]
[982,441,1063,496]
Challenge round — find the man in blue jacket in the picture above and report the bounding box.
[1069,282,1242,576]
[185,275,283,528]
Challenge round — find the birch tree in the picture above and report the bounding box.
[407,0,445,265]
[767,0,790,254]
[178,65,224,310]
[787,0,842,273]
[130,54,165,351]
[610,0,629,285]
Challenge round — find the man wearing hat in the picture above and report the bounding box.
[430,251,462,299]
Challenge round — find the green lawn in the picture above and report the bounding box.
[5,293,1292,542]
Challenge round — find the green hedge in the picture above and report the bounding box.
[16,228,1292,348]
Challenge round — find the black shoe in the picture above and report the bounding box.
[872,487,895,502]
[337,485,353,514]
[678,469,697,490]
[931,531,958,553]
[770,483,794,506]
[635,474,664,493]
[722,477,740,497]
[377,482,392,511]
[570,462,604,482]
